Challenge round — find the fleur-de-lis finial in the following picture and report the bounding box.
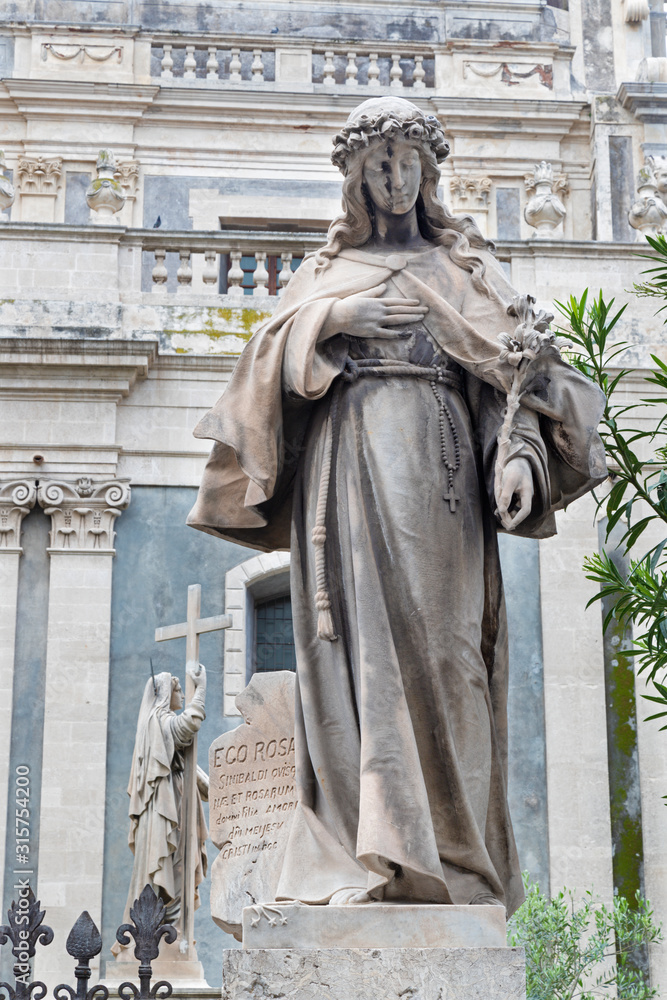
[0,887,54,1000]
[115,886,176,1000]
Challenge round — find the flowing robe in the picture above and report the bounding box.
[188,245,607,916]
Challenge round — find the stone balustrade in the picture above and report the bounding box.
[137,229,324,296]
[313,49,432,89]
[151,39,435,89]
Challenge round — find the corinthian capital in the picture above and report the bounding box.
[37,478,131,554]
[0,480,37,554]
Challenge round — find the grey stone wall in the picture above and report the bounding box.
[1,510,51,981]
[501,534,549,894]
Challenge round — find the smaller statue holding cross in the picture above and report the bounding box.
[111,584,231,977]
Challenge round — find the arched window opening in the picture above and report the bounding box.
[254,594,297,673]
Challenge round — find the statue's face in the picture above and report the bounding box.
[170,678,184,710]
[362,135,422,216]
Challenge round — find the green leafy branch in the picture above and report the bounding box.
[508,878,662,1000]
[555,278,667,733]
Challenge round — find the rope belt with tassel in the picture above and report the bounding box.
[312,358,465,641]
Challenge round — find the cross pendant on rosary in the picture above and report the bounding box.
[443,486,460,512]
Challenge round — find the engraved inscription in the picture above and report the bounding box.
[208,671,297,939]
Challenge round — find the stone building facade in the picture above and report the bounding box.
[1,0,667,991]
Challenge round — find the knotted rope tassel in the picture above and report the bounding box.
[312,402,338,642]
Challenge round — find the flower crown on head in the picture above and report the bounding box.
[331,104,450,174]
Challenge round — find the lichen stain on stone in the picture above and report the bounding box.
[604,606,645,905]
[162,305,271,353]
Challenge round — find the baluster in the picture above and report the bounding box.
[227,249,244,296]
[177,249,192,291]
[279,252,293,294]
[368,53,380,87]
[390,53,403,89]
[161,44,174,79]
[253,251,269,296]
[203,249,218,288]
[206,47,220,80]
[413,54,425,90]
[230,48,242,83]
[323,50,336,85]
[152,248,168,292]
[184,44,197,79]
[251,49,264,83]
[345,51,358,87]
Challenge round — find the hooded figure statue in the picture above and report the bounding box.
[187,98,607,916]
[112,667,208,956]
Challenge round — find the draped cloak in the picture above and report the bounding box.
[188,244,607,916]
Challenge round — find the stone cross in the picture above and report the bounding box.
[155,584,231,958]
[443,485,460,512]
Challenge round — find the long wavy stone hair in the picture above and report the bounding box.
[315,97,494,293]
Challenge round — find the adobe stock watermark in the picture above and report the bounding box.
[14,765,31,870]
[11,765,34,984]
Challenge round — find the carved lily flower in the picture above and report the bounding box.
[497,297,569,369]
[494,295,568,531]
[497,332,525,367]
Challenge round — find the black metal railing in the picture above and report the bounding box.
[0,886,176,1000]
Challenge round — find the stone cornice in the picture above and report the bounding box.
[3,79,160,124]
[617,81,667,125]
[145,88,589,135]
[443,38,576,58]
[5,21,142,37]
[494,238,643,258]
[0,338,157,401]
[0,221,128,243]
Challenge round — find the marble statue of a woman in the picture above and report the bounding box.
[188,97,607,917]
[112,666,208,956]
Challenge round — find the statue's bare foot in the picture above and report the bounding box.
[329,888,373,905]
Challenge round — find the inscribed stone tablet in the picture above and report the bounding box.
[208,670,296,940]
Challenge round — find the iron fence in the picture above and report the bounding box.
[0,885,176,1000]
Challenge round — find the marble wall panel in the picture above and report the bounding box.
[496,187,521,240]
[609,135,635,243]
[501,534,549,894]
[0,509,50,982]
[580,0,615,92]
[0,36,14,77]
[65,172,93,226]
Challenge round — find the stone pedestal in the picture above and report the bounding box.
[221,905,526,1000]
[104,956,209,991]
[242,903,507,950]
[222,946,526,1000]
